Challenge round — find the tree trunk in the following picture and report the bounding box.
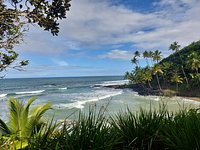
[178,53,189,87]
[146,59,149,66]
[181,65,189,86]
[148,80,152,88]
[176,83,179,94]
[196,69,200,83]
[156,74,162,91]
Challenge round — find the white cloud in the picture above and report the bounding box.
[100,49,134,60]
[17,0,200,55]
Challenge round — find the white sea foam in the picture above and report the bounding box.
[54,90,123,109]
[58,87,68,90]
[0,94,7,98]
[15,90,45,95]
[95,80,129,87]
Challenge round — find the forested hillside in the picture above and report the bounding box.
[125,41,200,97]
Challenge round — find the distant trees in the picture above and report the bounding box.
[0,0,71,74]
[125,41,200,95]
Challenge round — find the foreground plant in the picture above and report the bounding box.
[112,105,168,150]
[0,97,51,149]
[27,106,119,150]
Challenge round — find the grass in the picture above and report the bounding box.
[1,103,200,150]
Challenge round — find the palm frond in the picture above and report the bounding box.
[0,118,10,135]
[8,98,22,135]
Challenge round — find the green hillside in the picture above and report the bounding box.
[125,40,200,97]
[161,40,200,69]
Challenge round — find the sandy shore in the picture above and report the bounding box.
[103,84,200,103]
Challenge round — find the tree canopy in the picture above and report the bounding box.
[0,0,71,74]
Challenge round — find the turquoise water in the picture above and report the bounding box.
[0,76,199,121]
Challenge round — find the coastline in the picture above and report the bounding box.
[103,84,200,102]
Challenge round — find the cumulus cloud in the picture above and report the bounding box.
[56,0,199,51]
[17,0,200,55]
[100,49,134,60]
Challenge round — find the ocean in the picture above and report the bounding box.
[0,76,199,121]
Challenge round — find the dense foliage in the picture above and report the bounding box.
[1,99,200,150]
[125,41,200,97]
[0,0,71,74]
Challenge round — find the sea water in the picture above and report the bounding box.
[0,76,199,121]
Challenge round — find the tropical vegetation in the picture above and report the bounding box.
[0,97,51,149]
[1,98,200,149]
[125,40,200,97]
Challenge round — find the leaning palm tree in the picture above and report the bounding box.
[0,97,51,139]
[169,41,189,86]
[131,56,139,67]
[152,64,163,91]
[132,51,141,67]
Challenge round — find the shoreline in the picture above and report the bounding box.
[102,84,200,102]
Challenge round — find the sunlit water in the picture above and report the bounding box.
[0,76,199,121]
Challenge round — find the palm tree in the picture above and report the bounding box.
[169,41,189,86]
[152,64,163,91]
[148,50,154,65]
[134,50,140,58]
[143,51,149,66]
[171,72,183,92]
[0,97,51,139]
[143,67,152,88]
[125,71,134,82]
[169,41,180,52]
[132,67,146,87]
[188,51,200,83]
[188,51,200,74]
[153,50,162,63]
[132,51,141,67]
[161,62,173,86]
[131,56,139,67]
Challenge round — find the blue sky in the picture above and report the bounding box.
[5,0,200,78]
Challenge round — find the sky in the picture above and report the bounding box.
[4,0,200,78]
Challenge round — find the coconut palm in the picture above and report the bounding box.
[169,41,189,86]
[188,51,200,83]
[0,97,51,139]
[152,64,163,91]
[188,52,200,74]
[153,50,162,63]
[169,41,181,52]
[171,72,183,92]
[143,67,152,88]
[131,51,141,67]
[131,56,139,67]
[161,62,173,86]
[134,50,140,58]
[132,67,146,87]
[143,51,149,66]
[148,50,154,65]
[125,71,134,82]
